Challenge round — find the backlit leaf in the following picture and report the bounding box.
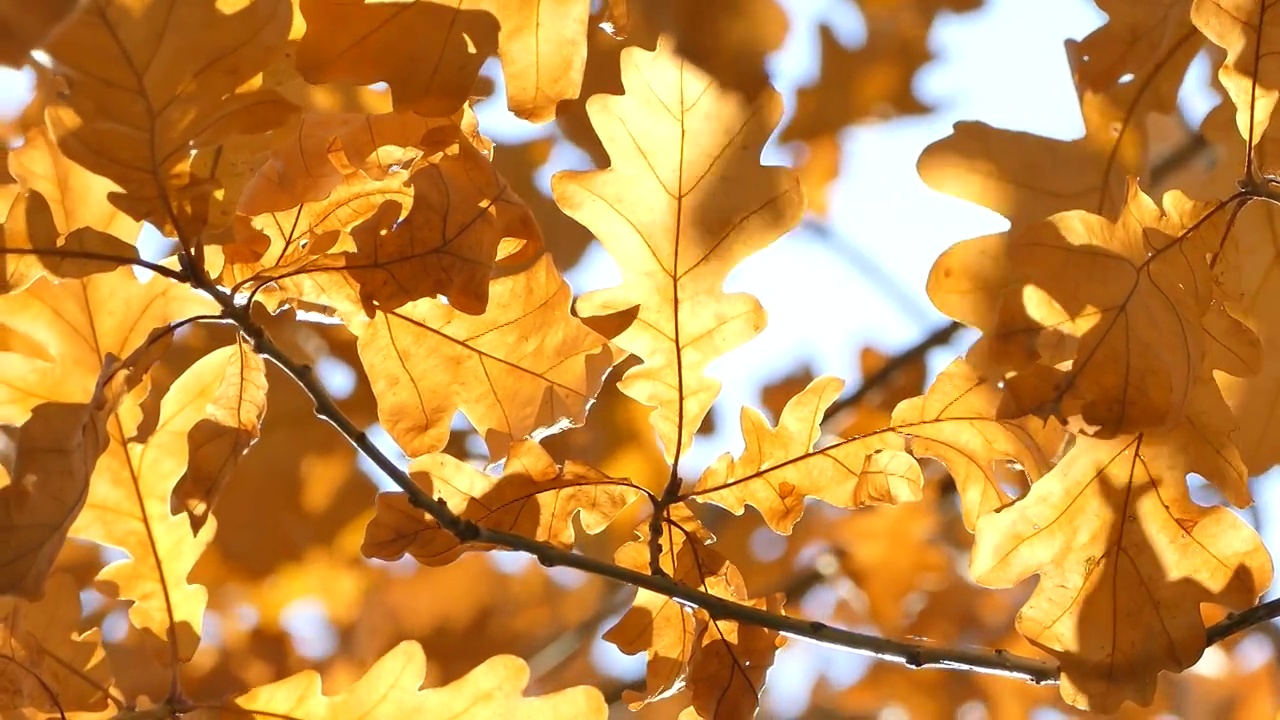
[552,38,803,462]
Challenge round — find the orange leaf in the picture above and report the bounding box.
[170,340,269,534]
[891,357,1060,529]
[970,431,1272,712]
[354,252,621,460]
[605,506,784,717]
[0,573,113,714]
[362,439,642,564]
[693,376,923,534]
[1193,0,1280,147]
[0,0,81,67]
[44,0,297,234]
[195,643,606,718]
[551,38,804,462]
[297,0,589,123]
[0,190,139,295]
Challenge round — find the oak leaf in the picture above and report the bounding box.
[170,341,269,534]
[1193,0,1280,147]
[970,432,1272,712]
[362,439,641,564]
[71,344,256,667]
[918,87,1145,228]
[0,268,217,425]
[220,108,538,318]
[44,0,297,235]
[692,375,923,534]
[0,190,139,295]
[890,357,1059,529]
[198,643,605,718]
[354,252,620,460]
[297,0,588,124]
[552,38,804,462]
[931,183,1250,436]
[0,573,113,715]
[0,0,81,67]
[1074,0,1199,116]
[605,506,784,718]
[8,127,142,244]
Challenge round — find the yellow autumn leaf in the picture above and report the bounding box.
[354,252,621,460]
[0,573,113,715]
[932,182,1251,436]
[221,107,538,318]
[197,642,606,718]
[918,88,1145,228]
[970,431,1272,712]
[297,0,588,123]
[362,439,642,564]
[606,505,784,718]
[1193,0,1280,146]
[170,340,269,534]
[71,343,256,667]
[0,190,139,295]
[43,0,297,235]
[0,268,217,425]
[890,357,1060,529]
[692,375,923,534]
[551,38,804,462]
[8,127,142,244]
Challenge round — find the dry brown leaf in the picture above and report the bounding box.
[0,573,113,715]
[552,38,803,462]
[170,340,269,534]
[362,439,642,564]
[890,357,1059,529]
[44,0,297,235]
[970,431,1272,712]
[692,375,923,534]
[297,0,588,124]
[0,0,81,67]
[195,643,606,718]
[354,252,620,460]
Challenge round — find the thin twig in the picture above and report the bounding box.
[1206,598,1280,645]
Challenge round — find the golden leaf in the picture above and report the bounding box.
[891,357,1059,529]
[0,190,139,295]
[8,127,141,243]
[970,432,1272,712]
[552,38,803,462]
[354,252,620,460]
[692,375,923,534]
[605,506,783,717]
[71,344,255,667]
[0,573,113,715]
[1193,0,1280,147]
[297,0,589,124]
[362,439,641,564]
[170,340,269,534]
[0,268,217,425]
[932,183,1249,436]
[43,0,297,235]
[198,643,605,718]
